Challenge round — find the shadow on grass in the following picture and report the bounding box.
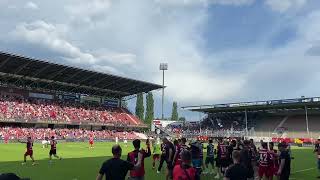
[0,156,112,180]
[0,156,169,180]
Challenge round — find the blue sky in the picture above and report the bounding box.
[1,0,320,120]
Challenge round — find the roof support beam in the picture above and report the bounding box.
[13,60,33,74]
[63,70,83,82]
[76,72,99,85]
[121,83,143,93]
[112,80,135,91]
[0,57,11,70]
[90,76,111,87]
[100,77,122,89]
[46,66,70,80]
[32,64,52,78]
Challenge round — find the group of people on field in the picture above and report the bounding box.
[20,136,62,166]
[95,137,292,180]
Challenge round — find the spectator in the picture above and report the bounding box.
[314,139,320,179]
[127,139,151,180]
[240,140,254,180]
[157,141,167,173]
[162,138,175,180]
[277,142,291,180]
[96,145,142,180]
[0,127,140,141]
[224,150,249,180]
[0,95,142,125]
[173,150,197,180]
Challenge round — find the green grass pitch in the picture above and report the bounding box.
[0,142,318,180]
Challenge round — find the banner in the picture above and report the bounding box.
[80,95,101,103]
[29,92,53,100]
[103,99,119,107]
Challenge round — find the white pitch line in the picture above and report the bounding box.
[292,167,315,174]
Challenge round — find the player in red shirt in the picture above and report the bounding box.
[180,137,189,152]
[20,136,36,165]
[127,139,151,179]
[258,142,272,180]
[173,150,197,180]
[269,142,279,178]
[49,136,62,164]
[89,135,94,149]
[4,133,9,144]
[217,139,229,179]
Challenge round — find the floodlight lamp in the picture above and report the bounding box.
[159,63,168,70]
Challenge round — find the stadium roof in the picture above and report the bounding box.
[0,51,163,98]
[182,97,320,113]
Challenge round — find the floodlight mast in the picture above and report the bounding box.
[160,63,168,120]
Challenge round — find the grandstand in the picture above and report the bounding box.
[182,97,320,140]
[0,51,163,140]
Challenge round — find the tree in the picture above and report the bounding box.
[135,93,144,121]
[145,92,154,126]
[171,101,178,121]
[179,117,186,122]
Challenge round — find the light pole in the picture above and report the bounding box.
[160,63,168,120]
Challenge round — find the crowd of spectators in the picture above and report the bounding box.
[0,96,141,125]
[0,127,140,140]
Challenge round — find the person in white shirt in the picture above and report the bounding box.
[42,137,50,148]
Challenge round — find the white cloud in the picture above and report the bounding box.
[11,21,96,64]
[264,0,307,13]
[65,0,111,24]
[10,20,136,74]
[25,2,39,10]
[94,51,137,66]
[1,0,320,118]
[154,0,254,6]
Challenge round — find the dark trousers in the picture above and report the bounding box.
[158,154,166,171]
[280,173,290,180]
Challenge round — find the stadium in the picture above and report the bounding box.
[182,97,320,141]
[1,2,320,179]
[0,52,167,179]
[0,51,319,180]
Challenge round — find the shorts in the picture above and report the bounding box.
[153,154,160,161]
[205,157,215,166]
[89,141,94,145]
[220,158,229,168]
[259,166,272,178]
[318,159,320,170]
[192,159,202,168]
[25,150,33,156]
[270,166,279,176]
[49,149,57,155]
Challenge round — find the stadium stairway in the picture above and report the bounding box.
[254,116,285,137]
[134,132,148,139]
[120,108,140,125]
[273,116,289,133]
[155,126,175,137]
